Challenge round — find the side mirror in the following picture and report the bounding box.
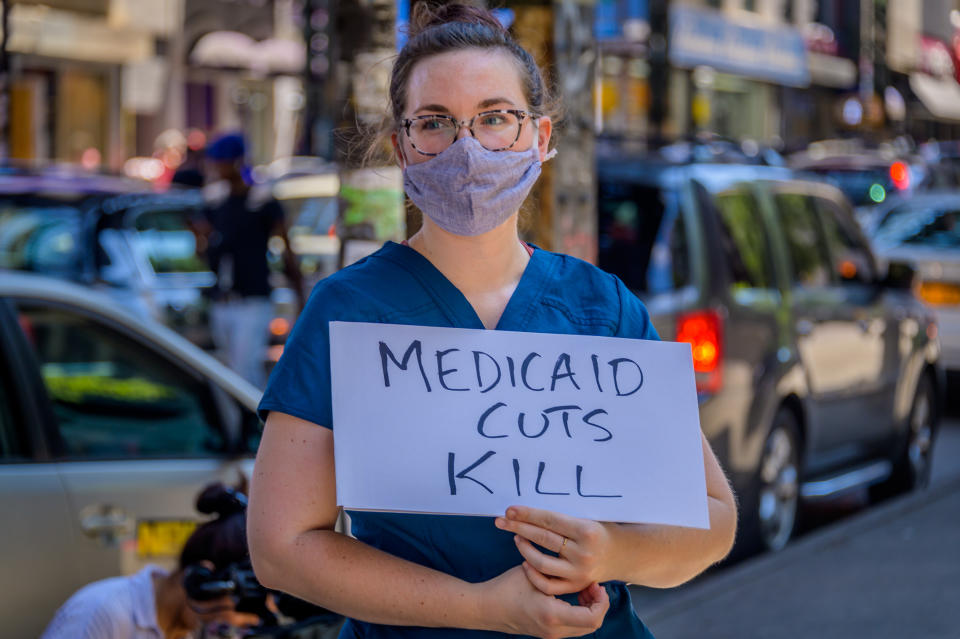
[881,260,917,290]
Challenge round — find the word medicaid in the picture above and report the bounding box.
[378,339,644,396]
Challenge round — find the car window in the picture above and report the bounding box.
[598,180,689,294]
[0,356,21,460]
[14,303,226,459]
[0,198,85,278]
[813,197,876,283]
[130,207,210,275]
[876,206,960,249]
[775,193,832,287]
[713,190,774,290]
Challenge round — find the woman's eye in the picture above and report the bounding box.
[479,114,507,127]
[421,118,450,131]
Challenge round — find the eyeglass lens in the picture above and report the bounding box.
[408,112,523,154]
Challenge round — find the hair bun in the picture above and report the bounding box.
[408,1,507,39]
[195,482,248,518]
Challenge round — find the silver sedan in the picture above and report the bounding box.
[0,271,261,638]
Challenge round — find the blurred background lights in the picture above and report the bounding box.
[869,183,887,203]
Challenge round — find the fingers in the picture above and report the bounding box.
[514,535,574,578]
[496,517,568,554]
[544,584,610,632]
[503,505,582,539]
[522,561,577,596]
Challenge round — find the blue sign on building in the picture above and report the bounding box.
[595,0,648,41]
[669,5,809,88]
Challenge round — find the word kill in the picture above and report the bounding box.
[379,340,644,396]
[448,451,623,499]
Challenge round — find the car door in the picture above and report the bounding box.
[10,299,257,623]
[773,188,872,471]
[0,299,80,639]
[811,193,896,453]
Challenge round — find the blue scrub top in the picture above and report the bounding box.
[259,241,660,639]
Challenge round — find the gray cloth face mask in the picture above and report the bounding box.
[403,135,552,236]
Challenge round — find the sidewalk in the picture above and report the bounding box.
[630,475,960,639]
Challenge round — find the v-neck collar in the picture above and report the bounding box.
[378,240,552,331]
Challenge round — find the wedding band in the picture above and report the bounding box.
[560,536,568,550]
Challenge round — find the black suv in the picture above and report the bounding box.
[597,146,943,555]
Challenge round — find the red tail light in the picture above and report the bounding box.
[890,161,909,191]
[676,309,723,394]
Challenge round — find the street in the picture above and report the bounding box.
[630,414,960,639]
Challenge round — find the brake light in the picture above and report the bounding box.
[676,309,723,394]
[890,161,910,190]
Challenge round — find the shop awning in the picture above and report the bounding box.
[909,72,960,121]
[808,53,857,89]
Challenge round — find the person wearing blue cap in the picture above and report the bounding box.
[201,133,304,387]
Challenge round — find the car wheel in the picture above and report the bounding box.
[872,374,937,500]
[735,408,801,558]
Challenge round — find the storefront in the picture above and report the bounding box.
[668,3,810,144]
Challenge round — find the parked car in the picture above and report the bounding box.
[868,191,960,379]
[788,139,928,225]
[597,148,943,557]
[0,272,262,638]
[0,166,298,381]
[0,167,216,342]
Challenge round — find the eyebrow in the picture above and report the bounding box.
[411,97,518,115]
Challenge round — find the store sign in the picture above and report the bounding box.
[669,4,809,87]
[330,321,709,527]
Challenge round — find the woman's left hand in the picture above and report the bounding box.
[495,506,616,596]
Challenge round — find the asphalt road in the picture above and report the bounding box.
[630,415,960,639]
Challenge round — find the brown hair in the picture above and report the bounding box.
[362,1,559,165]
[179,482,248,571]
[391,2,557,124]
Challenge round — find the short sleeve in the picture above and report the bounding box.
[258,280,344,428]
[614,276,660,341]
[40,594,132,639]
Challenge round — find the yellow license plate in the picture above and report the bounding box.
[136,520,198,558]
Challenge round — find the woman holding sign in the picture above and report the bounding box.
[249,3,737,638]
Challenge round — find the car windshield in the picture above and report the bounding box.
[808,168,895,206]
[874,205,960,248]
[0,196,87,277]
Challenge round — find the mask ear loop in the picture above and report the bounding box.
[531,117,558,163]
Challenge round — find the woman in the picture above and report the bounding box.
[42,484,263,638]
[248,4,737,638]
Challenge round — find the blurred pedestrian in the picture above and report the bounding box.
[248,4,737,639]
[202,133,303,387]
[41,483,264,639]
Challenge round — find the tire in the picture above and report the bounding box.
[734,408,802,558]
[871,374,937,501]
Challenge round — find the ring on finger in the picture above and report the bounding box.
[559,535,568,554]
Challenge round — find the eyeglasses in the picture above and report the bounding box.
[400,109,536,156]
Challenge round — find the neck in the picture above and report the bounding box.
[154,572,193,639]
[407,214,528,295]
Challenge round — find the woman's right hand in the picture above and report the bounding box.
[478,566,609,638]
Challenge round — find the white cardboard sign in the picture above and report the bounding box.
[330,322,709,528]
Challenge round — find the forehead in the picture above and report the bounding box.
[405,47,526,113]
